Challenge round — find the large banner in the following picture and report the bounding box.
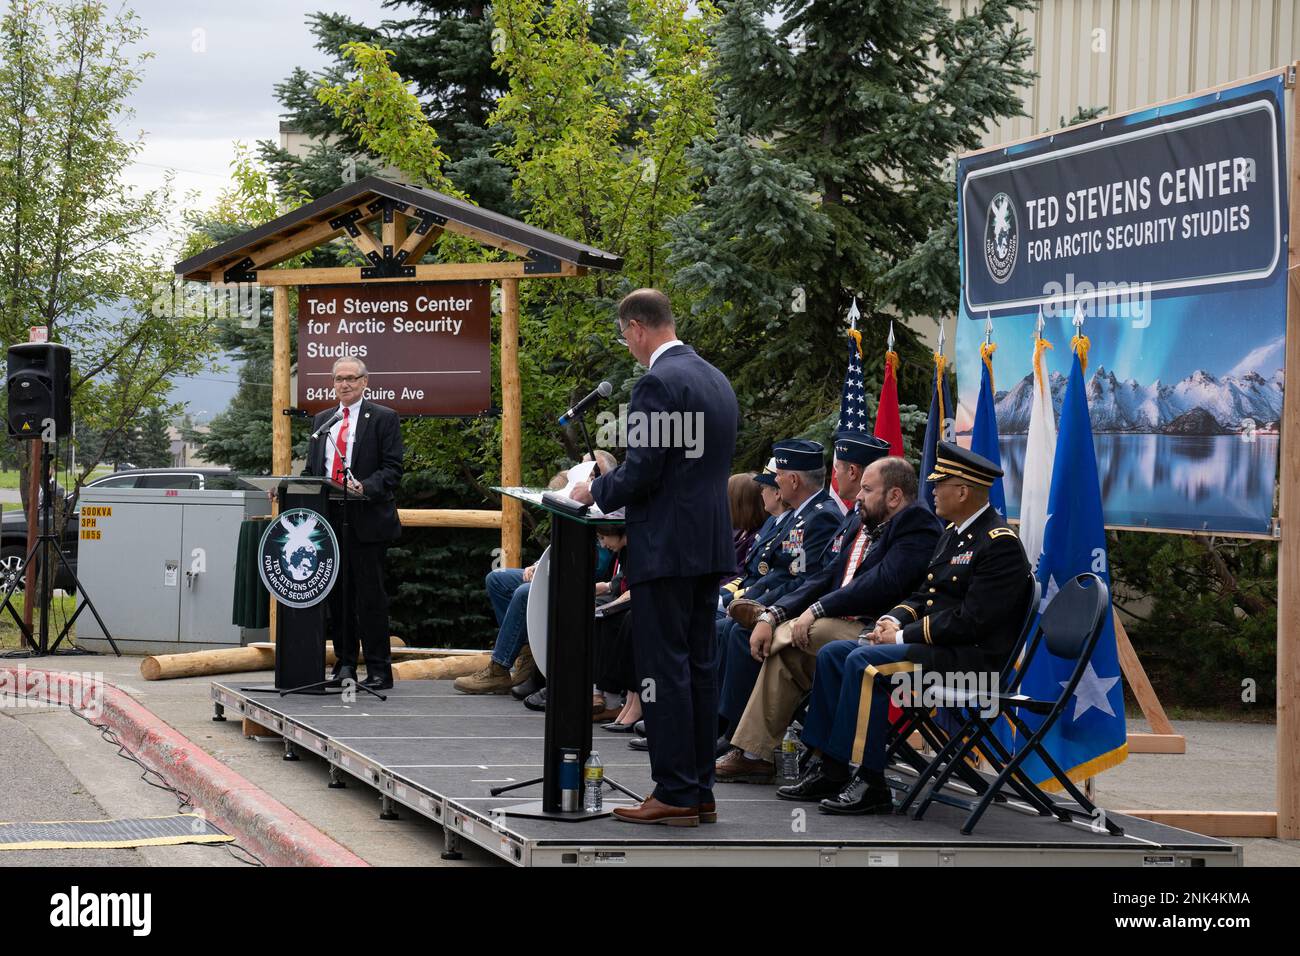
[955,74,1288,535]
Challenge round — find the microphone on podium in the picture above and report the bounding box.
[312,407,344,440]
[558,381,612,426]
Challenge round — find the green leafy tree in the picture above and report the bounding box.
[668,0,1035,460]
[262,1,515,212]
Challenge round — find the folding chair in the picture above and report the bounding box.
[908,572,1122,835]
[889,572,1043,809]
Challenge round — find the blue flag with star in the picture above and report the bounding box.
[969,350,1006,516]
[918,355,953,512]
[1014,349,1128,787]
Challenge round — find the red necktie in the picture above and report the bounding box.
[330,406,350,483]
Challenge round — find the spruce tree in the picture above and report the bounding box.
[261,1,640,213]
[669,0,1035,459]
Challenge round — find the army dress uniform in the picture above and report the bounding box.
[799,445,1032,774]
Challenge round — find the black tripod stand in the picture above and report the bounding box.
[0,440,117,656]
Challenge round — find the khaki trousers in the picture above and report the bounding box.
[729,616,864,758]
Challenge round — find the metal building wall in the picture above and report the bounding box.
[944,0,1300,147]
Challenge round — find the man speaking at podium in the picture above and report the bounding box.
[305,356,404,690]
[572,289,738,826]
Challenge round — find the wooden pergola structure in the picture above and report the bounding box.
[174,176,624,567]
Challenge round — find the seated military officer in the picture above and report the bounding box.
[716,454,942,782]
[777,443,1032,814]
[715,440,842,736]
[715,433,892,759]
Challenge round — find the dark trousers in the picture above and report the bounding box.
[328,533,392,683]
[717,617,759,734]
[632,574,718,808]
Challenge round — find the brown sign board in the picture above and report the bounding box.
[297,281,492,416]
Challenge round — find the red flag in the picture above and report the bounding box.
[874,349,904,456]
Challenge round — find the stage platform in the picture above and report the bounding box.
[210,680,1241,867]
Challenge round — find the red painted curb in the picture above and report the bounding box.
[0,665,369,868]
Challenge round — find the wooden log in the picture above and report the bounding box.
[141,637,411,680]
[398,508,503,529]
[272,285,291,474]
[500,277,522,568]
[141,646,274,681]
[392,654,491,681]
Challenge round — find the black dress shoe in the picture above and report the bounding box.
[523,687,547,711]
[510,672,543,700]
[331,665,358,686]
[360,675,393,690]
[633,719,646,736]
[818,774,894,815]
[775,768,849,802]
[714,735,732,759]
[628,736,649,751]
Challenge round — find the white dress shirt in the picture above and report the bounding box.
[328,397,364,474]
[649,339,684,368]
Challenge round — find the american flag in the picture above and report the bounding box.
[838,301,870,434]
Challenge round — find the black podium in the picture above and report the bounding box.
[246,476,347,692]
[494,488,640,819]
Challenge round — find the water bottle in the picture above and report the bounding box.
[583,751,604,812]
[776,727,801,782]
[560,750,581,812]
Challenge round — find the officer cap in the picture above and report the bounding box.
[833,431,891,467]
[927,441,1003,487]
[772,439,825,473]
[753,456,779,488]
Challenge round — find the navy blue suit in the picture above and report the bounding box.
[592,344,738,808]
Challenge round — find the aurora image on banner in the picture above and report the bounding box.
[953,74,1288,536]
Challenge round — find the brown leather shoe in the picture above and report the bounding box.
[715,748,776,784]
[612,797,699,827]
[700,801,717,824]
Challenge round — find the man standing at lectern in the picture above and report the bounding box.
[305,356,404,690]
[572,289,739,826]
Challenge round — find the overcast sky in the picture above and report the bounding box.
[117,2,388,419]
[123,0,387,220]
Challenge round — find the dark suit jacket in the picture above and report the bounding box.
[592,344,738,586]
[772,502,942,621]
[304,399,404,544]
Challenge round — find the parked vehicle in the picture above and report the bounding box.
[0,468,261,592]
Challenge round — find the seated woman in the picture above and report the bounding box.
[591,524,638,728]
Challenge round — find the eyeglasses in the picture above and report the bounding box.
[614,319,632,348]
[333,375,365,384]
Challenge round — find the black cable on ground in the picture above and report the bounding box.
[64,704,265,867]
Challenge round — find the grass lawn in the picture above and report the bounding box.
[0,593,79,649]
[0,465,114,491]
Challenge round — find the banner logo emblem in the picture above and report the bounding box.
[985,192,1018,283]
[258,508,339,608]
